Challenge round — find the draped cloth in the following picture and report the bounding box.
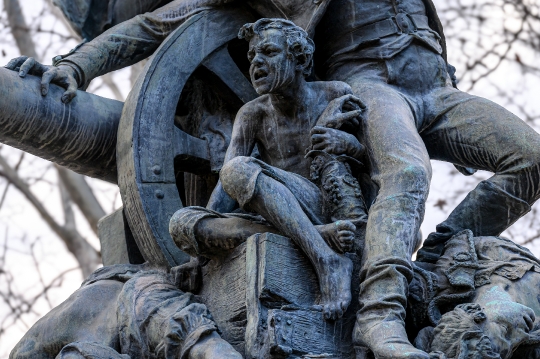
[56,265,217,359]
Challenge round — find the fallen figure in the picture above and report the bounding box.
[9,264,241,359]
[409,230,540,359]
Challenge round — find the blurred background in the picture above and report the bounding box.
[0,0,538,356]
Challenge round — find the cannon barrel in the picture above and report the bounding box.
[0,67,122,183]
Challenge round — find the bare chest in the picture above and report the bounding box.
[256,115,316,177]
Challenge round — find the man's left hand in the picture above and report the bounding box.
[5,56,79,103]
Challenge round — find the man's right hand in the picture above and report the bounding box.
[310,126,365,159]
[317,94,366,129]
[5,56,79,103]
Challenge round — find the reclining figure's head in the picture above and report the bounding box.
[238,18,314,94]
[429,301,536,359]
[430,303,500,359]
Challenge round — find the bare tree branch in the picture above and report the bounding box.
[0,151,24,210]
[43,0,80,39]
[0,154,100,277]
[56,166,106,235]
[3,0,36,57]
[0,233,79,338]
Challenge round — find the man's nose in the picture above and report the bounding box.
[252,53,264,64]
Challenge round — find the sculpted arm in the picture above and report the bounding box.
[5,0,238,101]
[55,0,237,88]
[207,106,257,212]
[311,93,366,159]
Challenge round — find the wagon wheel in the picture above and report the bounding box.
[117,7,258,267]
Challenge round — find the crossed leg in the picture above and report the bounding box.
[193,216,356,255]
[219,156,353,320]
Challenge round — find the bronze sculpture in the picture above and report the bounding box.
[1,0,540,357]
[411,230,540,359]
[10,264,243,359]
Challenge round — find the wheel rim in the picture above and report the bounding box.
[117,7,257,267]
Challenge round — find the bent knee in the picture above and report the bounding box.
[220,156,261,198]
[220,156,258,182]
[403,164,432,186]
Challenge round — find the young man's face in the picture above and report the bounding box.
[248,28,297,95]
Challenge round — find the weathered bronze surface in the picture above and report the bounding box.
[3,0,540,358]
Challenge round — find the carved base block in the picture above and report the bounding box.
[267,308,354,358]
[199,243,248,354]
[199,233,361,359]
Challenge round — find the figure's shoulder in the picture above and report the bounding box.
[236,95,271,121]
[308,80,353,100]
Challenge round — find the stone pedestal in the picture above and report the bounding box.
[199,233,362,359]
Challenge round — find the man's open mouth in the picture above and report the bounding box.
[253,68,268,81]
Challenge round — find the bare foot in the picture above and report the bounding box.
[316,220,356,253]
[189,332,242,359]
[317,253,353,320]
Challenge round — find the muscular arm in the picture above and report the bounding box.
[57,0,237,89]
[207,106,257,212]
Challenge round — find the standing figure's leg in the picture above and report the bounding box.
[418,92,540,262]
[340,78,431,359]
[219,157,353,320]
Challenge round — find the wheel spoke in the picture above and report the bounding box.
[203,45,258,104]
[173,127,210,174]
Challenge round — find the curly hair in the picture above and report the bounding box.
[238,18,315,76]
[430,303,501,359]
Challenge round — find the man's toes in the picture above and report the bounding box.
[337,233,354,252]
[343,221,356,231]
[323,304,333,320]
[338,229,354,236]
[324,304,340,321]
[340,233,354,243]
[323,306,330,320]
[329,306,336,320]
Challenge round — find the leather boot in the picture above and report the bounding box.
[356,321,429,359]
[417,180,530,263]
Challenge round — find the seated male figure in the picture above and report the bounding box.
[203,18,365,320]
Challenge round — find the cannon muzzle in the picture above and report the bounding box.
[0,67,122,183]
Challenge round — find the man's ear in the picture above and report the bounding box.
[290,44,312,73]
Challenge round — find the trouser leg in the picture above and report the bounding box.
[418,92,540,262]
[336,79,431,357]
[220,156,353,320]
